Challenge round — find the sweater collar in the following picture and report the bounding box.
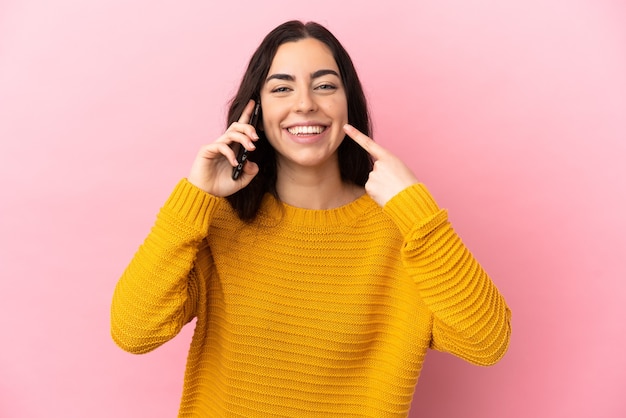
[258,192,377,227]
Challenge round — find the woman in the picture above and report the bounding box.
[111,20,511,417]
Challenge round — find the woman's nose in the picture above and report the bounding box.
[293,89,317,113]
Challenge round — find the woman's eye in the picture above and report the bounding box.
[271,86,291,93]
[316,84,336,91]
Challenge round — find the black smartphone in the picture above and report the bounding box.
[232,101,261,180]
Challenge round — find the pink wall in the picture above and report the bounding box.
[1,0,625,417]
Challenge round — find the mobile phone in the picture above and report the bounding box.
[232,101,261,180]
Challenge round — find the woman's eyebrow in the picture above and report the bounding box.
[266,69,340,83]
[266,73,294,82]
[311,69,340,79]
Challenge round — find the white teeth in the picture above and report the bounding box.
[287,126,325,135]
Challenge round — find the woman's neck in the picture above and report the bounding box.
[274,160,364,210]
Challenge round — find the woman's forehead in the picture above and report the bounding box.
[268,38,338,75]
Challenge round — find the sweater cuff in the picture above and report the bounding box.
[383,183,442,236]
[162,179,221,234]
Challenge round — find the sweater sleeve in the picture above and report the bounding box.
[383,183,512,366]
[110,179,220,354]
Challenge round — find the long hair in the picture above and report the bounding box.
[225,20,373,221]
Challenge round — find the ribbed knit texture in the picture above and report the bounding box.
[111,179,511,417]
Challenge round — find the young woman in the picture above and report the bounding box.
[111,20,511,418]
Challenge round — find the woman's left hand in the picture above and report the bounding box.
[343,124,419,207]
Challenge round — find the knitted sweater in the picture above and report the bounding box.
[111,179,511,417]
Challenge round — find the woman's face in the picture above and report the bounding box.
[259,37,348,173]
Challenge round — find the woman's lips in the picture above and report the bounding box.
[286,125,327,135]
[285,125,328,144]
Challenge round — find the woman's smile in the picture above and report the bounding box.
[286,125,327,136]
[284,122,330,144]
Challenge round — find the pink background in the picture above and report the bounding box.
[1,0,625,417]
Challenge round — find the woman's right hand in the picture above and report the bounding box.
[188,100,260,197]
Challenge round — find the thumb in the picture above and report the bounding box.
[236,161,260,186]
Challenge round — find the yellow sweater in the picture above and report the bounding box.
[111,179,511,417]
